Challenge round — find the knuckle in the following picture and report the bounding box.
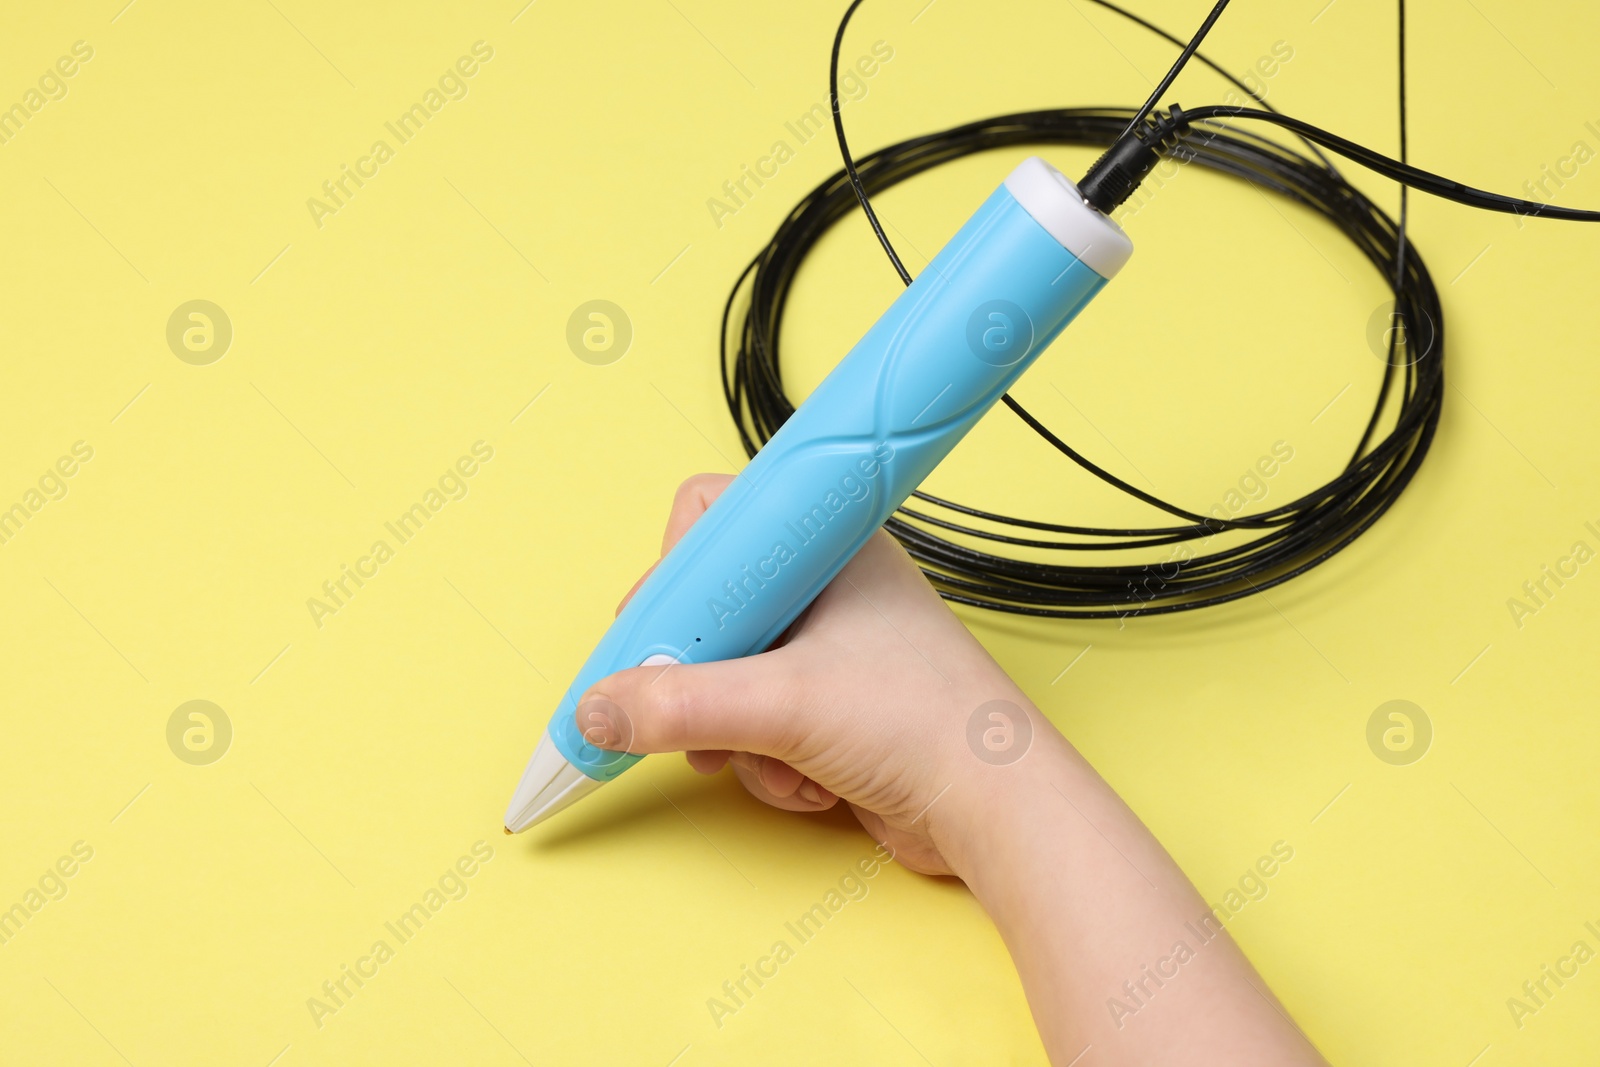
[671,477,700,509]
[676,472,720,506]
[686,472,734,503]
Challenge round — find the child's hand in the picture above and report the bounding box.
[575,472,1030,876]
[578,474,1327,1065]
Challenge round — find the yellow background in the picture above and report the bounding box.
[2,0,1597,1063]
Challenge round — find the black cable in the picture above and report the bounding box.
[718,1,1586,619]
[828,0,911,286]
[1117,0,1232,139]
[1175,104,1600,222]
[1357,0,1410,470]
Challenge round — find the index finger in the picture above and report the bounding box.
[661,472,736,555]
[616,473,736,617]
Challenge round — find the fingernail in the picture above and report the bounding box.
[798,780,821,804]
[578,699,618,748]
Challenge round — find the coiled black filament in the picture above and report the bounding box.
[719,16,1438,618]
[720,0,1591,620]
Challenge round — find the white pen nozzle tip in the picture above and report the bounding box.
[503,730,606,833]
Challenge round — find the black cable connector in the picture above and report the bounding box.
[1078,105,1190,215]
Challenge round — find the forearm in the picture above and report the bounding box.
[941,717,1326,1066]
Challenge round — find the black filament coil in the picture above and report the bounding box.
[717,106,1444,619]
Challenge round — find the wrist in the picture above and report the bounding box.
[930,703,1084,897]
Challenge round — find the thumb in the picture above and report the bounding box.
[576,652,800,758]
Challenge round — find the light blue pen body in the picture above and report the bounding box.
[505,157,1133,831]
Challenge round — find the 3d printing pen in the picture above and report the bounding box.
[504,156,1134,832]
